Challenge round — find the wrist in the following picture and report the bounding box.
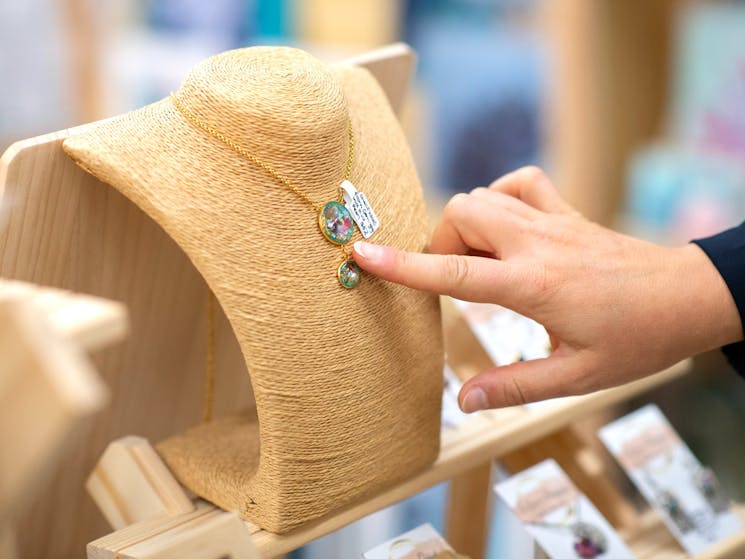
[675,243,743,351]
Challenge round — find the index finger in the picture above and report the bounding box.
[353,241,529,308]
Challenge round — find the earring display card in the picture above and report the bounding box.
[451,299,556,410]
[452,299,550,365]
[495,459,635,559]
[442,364,471,430]
[362,523,455,559]
[598,404,742,554]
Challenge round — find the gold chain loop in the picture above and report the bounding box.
[172,93,360,422]
[170,93,353,214]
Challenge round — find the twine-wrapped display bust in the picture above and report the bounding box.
[62,47,443,532]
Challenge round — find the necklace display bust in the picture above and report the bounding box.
[62,46,443,533]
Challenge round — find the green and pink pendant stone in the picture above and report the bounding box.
[572,522,607,558]
[318,200,361,289]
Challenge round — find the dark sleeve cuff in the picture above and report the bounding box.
[692,221,745,377]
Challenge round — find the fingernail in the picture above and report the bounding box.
[354,241,384,262]
[461,387,488,413]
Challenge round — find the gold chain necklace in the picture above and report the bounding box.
[170,92,363,289]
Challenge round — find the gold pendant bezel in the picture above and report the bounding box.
[318,201,355,245]
[337,260,361,289]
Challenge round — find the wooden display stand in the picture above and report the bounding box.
[83,357,745,559]
[2,40,744,559]
[0,280,127,559]
[0,43,416,558]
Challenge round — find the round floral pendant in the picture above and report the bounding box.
[319,201,355,245]
[572,522,607,558]
[338,260,361,289]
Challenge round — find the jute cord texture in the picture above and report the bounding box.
[62,46,443,533]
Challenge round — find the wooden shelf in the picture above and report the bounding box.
[248,361,690,556]
[89,359,745,559]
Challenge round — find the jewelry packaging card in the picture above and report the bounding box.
[451,299,558,410]
[441,364,471,430]
[362,523,454,559]
[495,459,635,559]
[452,299,550,365]
[599,404,741,554]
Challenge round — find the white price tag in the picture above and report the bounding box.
[340,180,380,239]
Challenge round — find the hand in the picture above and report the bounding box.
[353,167,742,412]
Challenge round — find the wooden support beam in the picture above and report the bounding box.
[87,504,260,559]
[84,360,745,559]
[621,506,745,558]
[87,436,195,530]
[0,526,16,559]
[0,282,126,555]
[445,462,492,559]
[543,0,675,226]
[340,43,415,115]
[61,0,103,123]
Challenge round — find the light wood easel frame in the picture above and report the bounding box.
[0,280,127,559]
[0,43,416,559]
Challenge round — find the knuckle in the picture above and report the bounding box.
[566,356,598,395]
[443,193,470,218]
[518,165,546,182]
[509,376,529,406]
[528,214,573,245]
[442,254,470,295]
[498,375,528,407]
[537,263,559,296]
[562,370,590,397]
[524,262,559,302]
[469,186,488,196]
[528,216,553,240]
[392,247,411,274]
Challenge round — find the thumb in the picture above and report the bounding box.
[458,354,587,411]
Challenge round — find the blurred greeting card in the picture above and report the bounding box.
[495,459,635,559]
[452,299,560,410]
[452,299,550,366]
[442,364,471,430]
[599,404,741,554]
[362,524,454,559]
